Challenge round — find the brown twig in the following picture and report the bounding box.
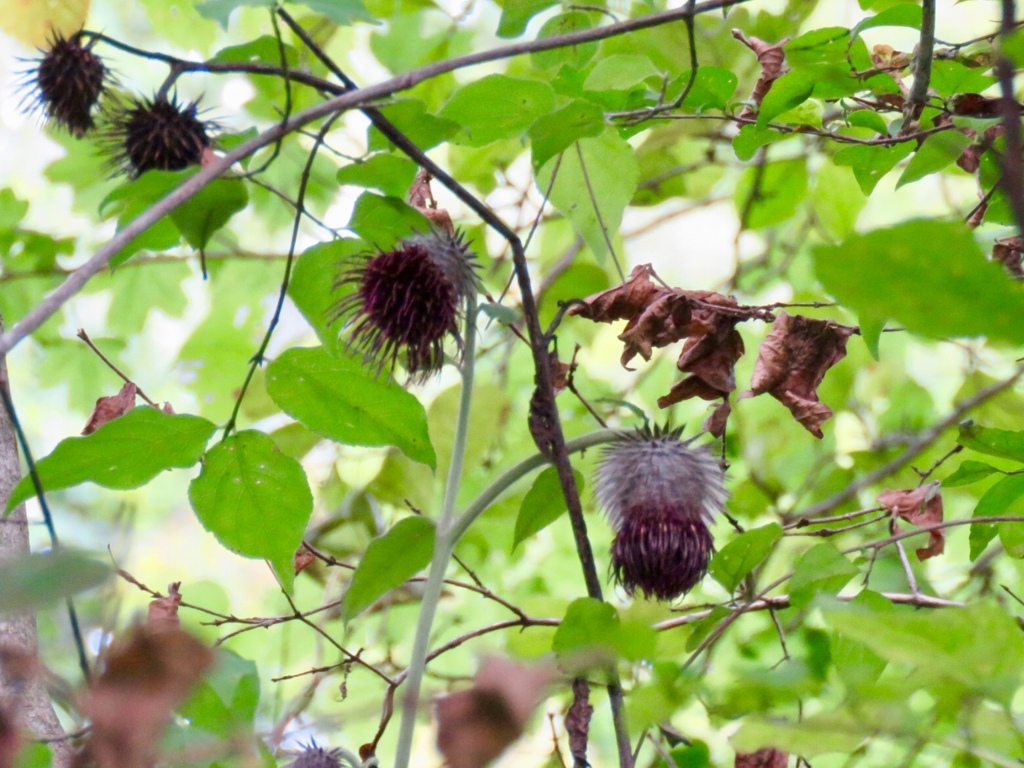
[76,330,157,407]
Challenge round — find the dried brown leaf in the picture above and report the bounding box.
[82,382,137,435]
[435,657,551,768]
[618,292,693,368]
[732,30,790,118]
[80,627,214,768]
[408,169,455,235]
[993,235,1024,279]
[568,264,666,325]
[294,549,317,575]
[146,583,182,632]
[0,707,19,768]
[564,678,593,767]
[735,747,788,768]
[704,398,732,438]
[746,312,854,438]
[878,481,945,560]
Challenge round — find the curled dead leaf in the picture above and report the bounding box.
[82,382,137,435]
[294,549,317,575]
[564,678,592,766]
[0,706,19,768]
[571,265,751,412]
[878,481,945,560]
[408,169,455,235]
[435,656,551,768]
[146,583,182,632]
[745,312,854,438]
[732,30,790,118]
[993,236,1024,279]
[735,747,789,768]
[78,626,214,768]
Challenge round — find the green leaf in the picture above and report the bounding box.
[347,192,430,250]
[929,61,997,99]
[833,142,915,194]
[536,131,639,261]
[512,466,584,551]
[756,71,815,128]
[265,346,436,468]
[672,67,738,113]
[896,131,973,188]
[336,154,419,198]
[708,523,782,593]
[288,239,366,355]
[734,158,808,229]
[341,516,435,621]
[970,473,1024,560]
[851,3,922,36]
[197,0,272,27]
[813,220,1024,346]
[0,188,28,229]
[824,600,1024,704]
[479,302,519,326]
[0,551,109,612]
[531,11,598,71]
[788,543,857,608]
[6,408,216,511]
[179,649,260,736]
[733,714,867,758]
[943,460,1001,487]
[301,0,375,26]
[529,99,605,170]
[171,178,249,251]
[812,160,866,240]
[188,430,313,588]
[367,100,460,152]
[440,74,556,146]
[553,597,656,668]
[958,421,1024,462]
[496,0,558,37]
[583,54,660,92]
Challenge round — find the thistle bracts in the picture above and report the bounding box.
[21,30,108,136]
[329,229,479,382]
[595,425,726,601]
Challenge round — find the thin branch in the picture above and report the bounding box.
[76,329,157,407]
[792,363,1024,521]
[0,0,754,358]
[900,0,936,131]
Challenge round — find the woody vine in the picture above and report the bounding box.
[2,2,1024,768]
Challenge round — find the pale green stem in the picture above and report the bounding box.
[449,428,619,543]
[393,296,478,768]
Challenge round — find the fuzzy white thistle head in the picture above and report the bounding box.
[594,425,727,601]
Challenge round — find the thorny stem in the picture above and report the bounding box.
[997,0,1024,236]
[901,0,936,130]
[393,297,477,768]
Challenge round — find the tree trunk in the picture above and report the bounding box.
[0,315,72,768]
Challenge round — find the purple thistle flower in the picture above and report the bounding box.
[595,425,727,601]
[329,229,478,382]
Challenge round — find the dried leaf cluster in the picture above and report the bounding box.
[570,266,854,437]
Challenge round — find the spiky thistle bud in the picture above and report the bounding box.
[105,95,214,177]
[595,425,727,601]
[285,742,341,768]
[21,31,108,137]
[328,229,479,382]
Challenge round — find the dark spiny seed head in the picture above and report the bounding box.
[105,95,214,177]
[595,426,727,601]
[286,742,341,768]
[328,229,479,382]
[21,31,108,137]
